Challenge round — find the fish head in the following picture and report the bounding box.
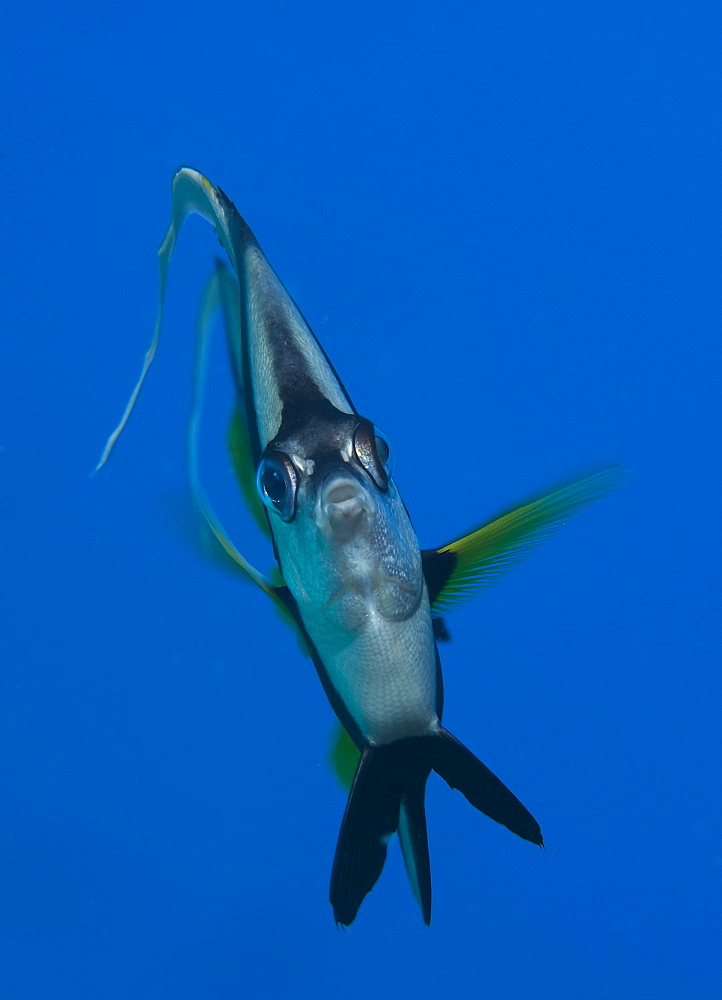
[257,405,423,623]
[232,223,424,622]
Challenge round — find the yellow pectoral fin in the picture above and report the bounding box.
[424,463,626,614]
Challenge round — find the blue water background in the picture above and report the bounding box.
[2,2,720,997]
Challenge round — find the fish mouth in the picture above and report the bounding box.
[317,472,374,530]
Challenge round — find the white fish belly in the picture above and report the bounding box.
[311,602,439,745]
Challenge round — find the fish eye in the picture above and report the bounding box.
[373,429,392,471]
[256,451,298,521]
[352,419,393,491]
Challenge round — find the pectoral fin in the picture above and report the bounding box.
[423,464,626,613]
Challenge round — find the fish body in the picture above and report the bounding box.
[98,168,624,926]
[224,184,545,924]
[227,195,442,751]
[260,417,439,747]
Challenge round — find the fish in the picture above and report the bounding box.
[97,168,624,926]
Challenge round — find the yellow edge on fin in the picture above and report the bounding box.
[431,464,627,614]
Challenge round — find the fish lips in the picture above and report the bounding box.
[315,467,376,534]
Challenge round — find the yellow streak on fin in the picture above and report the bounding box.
[328,722,361,792]
[430,464,627,614]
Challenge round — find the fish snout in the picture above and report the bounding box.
[317,473,374,531]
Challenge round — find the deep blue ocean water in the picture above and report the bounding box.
[2,2,720,997]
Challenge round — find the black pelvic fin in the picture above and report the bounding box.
[433,727,543,846]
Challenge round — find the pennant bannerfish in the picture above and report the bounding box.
[97,168,624,926]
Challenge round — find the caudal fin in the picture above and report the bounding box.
[329,730,542,926]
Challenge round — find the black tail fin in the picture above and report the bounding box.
[329,729,542,926]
